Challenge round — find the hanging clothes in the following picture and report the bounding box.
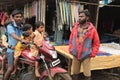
[24,0,46,23]
[0,12,4,22]
[73,3,80,23]
[1,12,9,26]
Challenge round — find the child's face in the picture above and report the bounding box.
[38,25,45,33]
[28,27,33,34]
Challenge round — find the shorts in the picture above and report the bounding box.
[30,45,38,57]
[14,50,21,58]
[6,52,14,67]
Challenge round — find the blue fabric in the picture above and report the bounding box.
[71,36,77,57]
[71,48,78,57]
[104,0,108,5]
[6,21,22,53]
[71,36,92,60]
[81,38,92,60]
[97,52,112,56]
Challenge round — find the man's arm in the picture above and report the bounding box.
[7,25,22,42]
[11,33,21,42]
[91,29,100,57]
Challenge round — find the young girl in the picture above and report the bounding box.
[33,21,46,77]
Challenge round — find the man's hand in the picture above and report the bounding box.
[90,54,96,58]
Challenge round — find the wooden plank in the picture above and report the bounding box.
[54,46,74,59]
[55,45,120,75]
[105,33,120,38]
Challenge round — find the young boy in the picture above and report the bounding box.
[12,24,39,77]
[33,21,46,77]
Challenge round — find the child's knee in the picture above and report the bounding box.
[3,55,6,59]
[14,57,19,61]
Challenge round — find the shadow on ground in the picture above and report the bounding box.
[72,67,120,80]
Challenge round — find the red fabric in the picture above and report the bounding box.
[1,13,8,25]
[69,22,100,59]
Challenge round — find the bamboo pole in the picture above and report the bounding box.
[95,4,100,29]
[68,1,120,8]
[43,0,46,24]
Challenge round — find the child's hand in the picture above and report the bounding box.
[43,32,48,38]
[21,40,28,44]
[43,34,47,38]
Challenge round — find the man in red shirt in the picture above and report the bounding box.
[69,9,100,80]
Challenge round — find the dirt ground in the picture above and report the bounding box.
[72,68,120,80]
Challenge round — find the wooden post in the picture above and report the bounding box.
[43,0,46,26]
[95,1,99,29]
[68,59,72,74]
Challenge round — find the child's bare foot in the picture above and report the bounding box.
[11,69,16,75]
[0,69,4,74]
[35,70,41,77]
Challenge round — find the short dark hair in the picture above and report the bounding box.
[22,24,32,31]
[79,9,90,17]
[36,21,45,28]
[11,9,23,17]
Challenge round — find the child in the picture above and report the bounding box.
[0,21,9,74]
[12,24,39,77]
[0,30,7,74]
[33,21,46,77]
[0,18,14,74]
[0,46,6,74]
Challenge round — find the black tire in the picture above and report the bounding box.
[41,73,72,80]
[42,76,49,80]
[42,73,72,80]
[53,73,72,80]
[19,72,38,80]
